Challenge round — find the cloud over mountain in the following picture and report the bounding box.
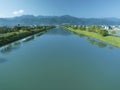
[13,10,24,15]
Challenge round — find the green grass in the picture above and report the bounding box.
[67,27,120,47]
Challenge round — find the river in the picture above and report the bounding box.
[0,27,120,90]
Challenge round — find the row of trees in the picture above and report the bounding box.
[66,25,109,36]
[0,25,55,47]
[0,25,54,34]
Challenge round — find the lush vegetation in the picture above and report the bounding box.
[64,25,120,47]
[0,25,55,47]
[66,25,109,36]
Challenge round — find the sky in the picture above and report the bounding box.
[0,0,120,18]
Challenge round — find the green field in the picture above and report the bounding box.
[66,27,120,47]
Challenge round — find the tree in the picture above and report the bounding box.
[99,30,109,36]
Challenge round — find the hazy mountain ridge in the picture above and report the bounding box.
[0,15,120,26]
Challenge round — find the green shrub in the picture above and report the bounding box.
[99,30,109,36]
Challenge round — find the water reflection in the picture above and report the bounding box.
[36,31,47,37]
[46,28,72,36]
[72,32,115,49]
[0,31,47,54]
[23,35,35,43]
[108,46,114,50]
[0,42,21,54]
[86,37,107,48]
[14,42,21,46]
[0,35,35,54]
[0,58,8,63]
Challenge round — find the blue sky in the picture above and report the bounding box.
[0,0,120,18]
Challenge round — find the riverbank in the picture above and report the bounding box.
[0,26,55,47]
[65,27,120,47]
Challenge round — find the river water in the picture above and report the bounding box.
[0,27,120,90]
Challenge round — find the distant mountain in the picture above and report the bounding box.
[0,15,120,26]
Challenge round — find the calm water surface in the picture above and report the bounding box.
[0,27,120,90]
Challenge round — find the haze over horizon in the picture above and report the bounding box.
[0,0,120,18]
[1,14,120,19]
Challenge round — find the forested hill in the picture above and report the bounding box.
[0,15,120,26]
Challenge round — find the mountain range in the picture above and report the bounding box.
[0,15,120,26]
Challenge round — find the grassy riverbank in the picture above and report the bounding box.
[0,26,55,47]
[66,27,120,47]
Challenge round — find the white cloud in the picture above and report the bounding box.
[13,10,24,15]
